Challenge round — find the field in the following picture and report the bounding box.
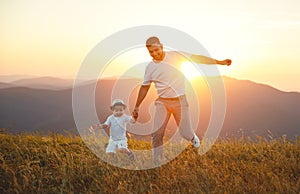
[0,133,299,193]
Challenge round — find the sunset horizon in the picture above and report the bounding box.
[0,73,298,93]
[1,1,300,92]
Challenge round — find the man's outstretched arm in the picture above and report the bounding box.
[190,55,232,66]
[132,85,150,119]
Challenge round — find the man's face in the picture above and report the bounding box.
[147,44,164,61]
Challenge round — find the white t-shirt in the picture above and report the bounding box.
[142,51,192,98]
[104,114,132,141]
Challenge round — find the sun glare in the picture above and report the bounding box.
[181,62,202,79]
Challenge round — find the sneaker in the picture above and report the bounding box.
[191,135,200,148]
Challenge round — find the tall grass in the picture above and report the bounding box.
[0,133,299,193]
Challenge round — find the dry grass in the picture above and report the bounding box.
[0,133,299,193]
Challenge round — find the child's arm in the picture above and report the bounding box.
[92,123,109,130]
[100,124,109,129]
[89,123,109,134]
[89,116,111,134]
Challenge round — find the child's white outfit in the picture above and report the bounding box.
[104,114,133,153]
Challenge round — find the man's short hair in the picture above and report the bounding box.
[146,36,161,47]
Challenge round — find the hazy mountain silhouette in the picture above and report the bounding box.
[0,76,93,90]
[10,76,75,90]
[221,77,300,138]
[0,75,38,82]
[0,82,16,89]
[0,77,299,139]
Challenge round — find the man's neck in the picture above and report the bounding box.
[154,51,166,63]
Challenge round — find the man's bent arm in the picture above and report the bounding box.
[135,85,150,109]
[190,55,231,66]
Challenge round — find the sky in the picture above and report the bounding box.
[0,0,300,92]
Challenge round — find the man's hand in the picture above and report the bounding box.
[132,107,139,120]
[220,59,232,66]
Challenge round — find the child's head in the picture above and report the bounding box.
[110,99,127,117]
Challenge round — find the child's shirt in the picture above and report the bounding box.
[104,114,132,141]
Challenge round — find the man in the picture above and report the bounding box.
[132,36,231,163]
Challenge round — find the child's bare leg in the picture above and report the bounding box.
[106,152,117,162]
[119,148,130,153]
[119,148,136,160]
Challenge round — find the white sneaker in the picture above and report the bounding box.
[191,135,200,148]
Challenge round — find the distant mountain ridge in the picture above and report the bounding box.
[0,82,16,89]
[221,77,300,138]
[0,75,39,82]
[0,76,299,139]
[0,76,92,90]
[10,76,75,90]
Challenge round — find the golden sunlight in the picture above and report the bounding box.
[181,62,202,79]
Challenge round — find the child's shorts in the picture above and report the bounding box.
[106,139,128,153]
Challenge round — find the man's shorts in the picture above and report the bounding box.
[106,139,128,153]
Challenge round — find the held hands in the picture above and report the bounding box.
[131,118,137,124]
[132,107,139,120]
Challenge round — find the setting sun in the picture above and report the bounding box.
[181,62,202,79]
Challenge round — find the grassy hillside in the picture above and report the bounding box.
[0,133,299,193]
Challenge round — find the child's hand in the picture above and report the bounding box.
[89,124,101,132]
[100,124,109,129]
[89,125,96,135]
[91,124,100,129]
[89,124,108,134]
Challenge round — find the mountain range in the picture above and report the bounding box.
[0,76,299,139]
